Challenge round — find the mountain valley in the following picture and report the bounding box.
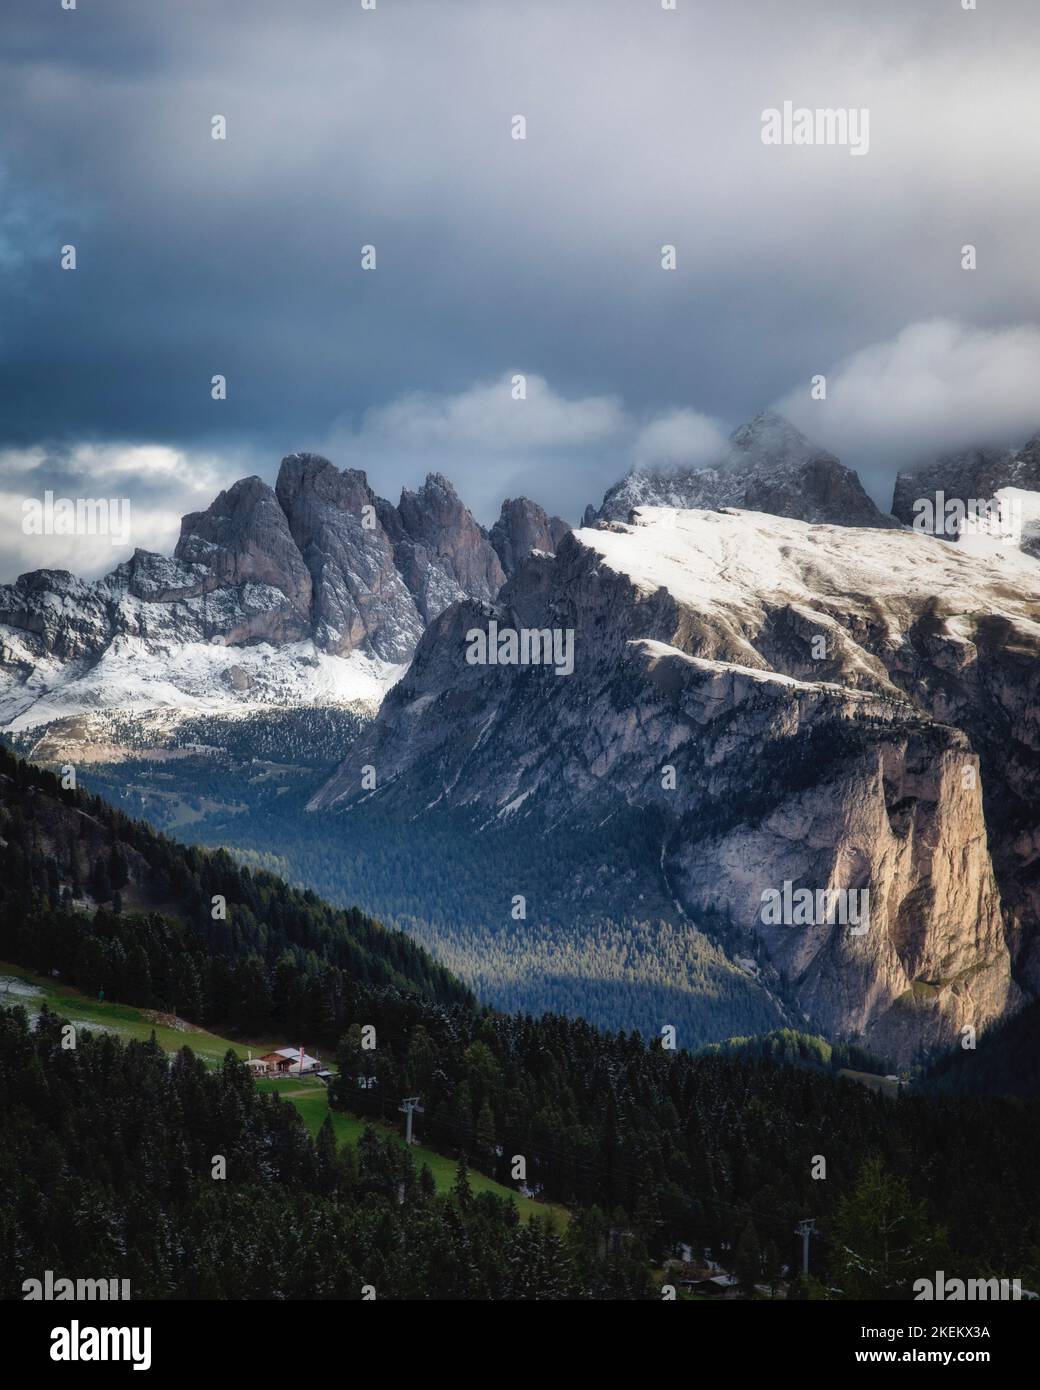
[5,413,1040,1067]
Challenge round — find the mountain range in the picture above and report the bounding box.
[313,501,1040,1061]
[0,455,568,736]
[3,410,1040,1065]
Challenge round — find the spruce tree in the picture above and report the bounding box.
[453,1154,472,1208]
[734,1220,761,1293]
[829,1155,948,1300]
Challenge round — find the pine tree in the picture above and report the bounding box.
[91,856,112,903]
[829,1155,948,1300]
[453,1154,472,1208]
[734,1220,761,1293]
[315,1114,338,1194]
[475,1099,496,1158]
[108,844,129,891]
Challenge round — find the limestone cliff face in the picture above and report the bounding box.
[489,497,570,577]
[275,454,423,660]
[176,475,313,625]
[669,717,1014,1060]
[313,506,1039,1061]
[390,473,506,619]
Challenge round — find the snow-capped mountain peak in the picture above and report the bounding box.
[595,411,896,528]
[311,501,1040,1062]
[0,455,570,738]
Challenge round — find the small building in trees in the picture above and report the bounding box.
[275,1047,320,1075]
[256,1052,292,1075]
[248,1048,321,1077]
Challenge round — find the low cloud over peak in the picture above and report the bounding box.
[775,319,1040,503]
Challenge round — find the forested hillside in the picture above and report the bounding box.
[1,1008,631,1300]
[77,743,786,1046]
[0,745,469,1049]
[926,996,1040,1098]
[4,997,1039,1299]
[323,990,1040,1291]
[3,746,1040,1299]
[701,1028,892,1075]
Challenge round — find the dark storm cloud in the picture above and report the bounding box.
[1,0,1039,578]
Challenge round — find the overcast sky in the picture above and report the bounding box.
[2,0,1039,579]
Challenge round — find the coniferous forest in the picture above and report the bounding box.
[2,746,1039,1301]
[5,1,1040,1367]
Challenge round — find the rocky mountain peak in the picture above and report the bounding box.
[174,475,312,622]
[275,453,374,514]
[728,410,827,465]
[398,472,465,529]
[410,470,459,502]
[395,472,506,607]
[891,431,1040,530]
[176,475,284,554]
[489,497,570,577]
[0,453,525,725]
[275,452,421,661]
[596,409,895,529]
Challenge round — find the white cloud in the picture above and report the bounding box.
[775,320,1040,466]
[0,443,243,581]
[360,373,626,452]
[632,410,727,470]
[69,443,225,489]
[319,375,728,525]
[0,492,183,580]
